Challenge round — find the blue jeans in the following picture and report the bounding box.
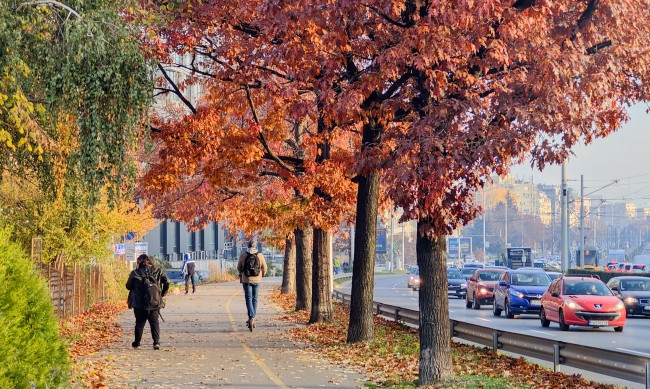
[242,282,259,319]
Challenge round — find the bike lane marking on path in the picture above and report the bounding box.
[226,292,289,389]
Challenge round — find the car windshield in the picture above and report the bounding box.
[620,279,650,291]
[448,269,463,279]
[478,271,502,281]
[460,268,475,276]
[564,280,612,295]
[509,273,550,286]
[166,270,183,279]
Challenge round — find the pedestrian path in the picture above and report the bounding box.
[92,281,366,388]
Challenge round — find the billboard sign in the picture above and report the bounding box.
[376,224,387,254]
[447,237,472,256]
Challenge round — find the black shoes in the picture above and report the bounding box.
[131,342,139,348]
[153,343,160,350]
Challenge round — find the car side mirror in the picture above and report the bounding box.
[610,286,619,292]
[551,292,559,298]
[498,281,507,287]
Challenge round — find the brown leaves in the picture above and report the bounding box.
[60,302,126,388]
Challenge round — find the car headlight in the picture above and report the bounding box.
[624,297,638,304]
[460,283,467,289]
[511,290,525,298]
[479,287,488,294]
[615,301,625,310]
[562,298,584,310]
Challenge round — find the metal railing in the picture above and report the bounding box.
[331,285,650,387]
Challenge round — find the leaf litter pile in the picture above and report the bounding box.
[270,291,623,389]
[59,302,126,388]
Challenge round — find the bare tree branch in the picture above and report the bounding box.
[15,0,82,19]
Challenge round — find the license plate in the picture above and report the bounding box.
[644,306,650,310]
[589,320,608,326]
[530,300,541,306]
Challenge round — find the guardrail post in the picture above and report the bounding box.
[376,303,381,315]
[492,331,498,354]
[645,362,650,389]
[553,344,561,373]
[395,307,400,323]
[450,320,455,339]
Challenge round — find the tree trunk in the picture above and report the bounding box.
[295,225,312,311]
[346,170,379,342]
[309,227,333,323]
[417,222,453,385]
[281,232,296,294]
[346,120,381,343]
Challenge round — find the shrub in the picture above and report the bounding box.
[0,228,69,387]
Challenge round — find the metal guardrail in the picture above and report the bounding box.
[331,285,650,387]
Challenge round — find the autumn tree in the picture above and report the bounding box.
[1,0,151,199]
[355,1,650,385]
[138,1,362,322]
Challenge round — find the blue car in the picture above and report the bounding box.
[493,269,551,318]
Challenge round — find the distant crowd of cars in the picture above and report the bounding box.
[406,262,650,332]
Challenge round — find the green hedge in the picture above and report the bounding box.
[0,228,69,388]
[566,268,650,283]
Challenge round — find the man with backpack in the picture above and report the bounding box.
[237,240,267,331]
[181,253,196,294]
[126,254,170,349]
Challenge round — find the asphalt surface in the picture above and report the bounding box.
[89,281,366,388]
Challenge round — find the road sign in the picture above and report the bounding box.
[134,242,148,253]
[113,244,126,255]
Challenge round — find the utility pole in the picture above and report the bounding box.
[561,161,569,272]
[483,189,487,262]
[579,175,585,268]
[401,222,405,270]
[390,213,394,272]
[505,199,508,250]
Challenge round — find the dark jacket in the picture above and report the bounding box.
[126,265,170,310]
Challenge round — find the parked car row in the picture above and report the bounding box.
[407,265,650,332]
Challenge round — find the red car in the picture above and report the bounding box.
[540,276,626,332]
[465,268,506,309]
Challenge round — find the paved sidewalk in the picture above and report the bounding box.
[92,281,366,388]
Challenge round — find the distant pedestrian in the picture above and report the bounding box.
[126,254,170,349]
[181,253,196,294]
[237,241,267,331]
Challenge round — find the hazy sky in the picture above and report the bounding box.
[510,104,650,207]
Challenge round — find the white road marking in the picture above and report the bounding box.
[530,330,556,337]
[616,348,650,358]
[449,310,455,313]
[477,318,491,322]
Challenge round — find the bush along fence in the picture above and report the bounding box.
[39,259,107,319]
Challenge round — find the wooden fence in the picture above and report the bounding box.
[40,259,106,319]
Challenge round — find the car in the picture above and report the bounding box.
[607,276,650,316]
[407,267,420,290]
[463,262,485,269]
[545,271,562,281]
[493,269,551,318]
[540,276,625,331]
[460,267,477,279]
[165,268,200,286]
[465,268,506,309]
[446,268,467,298]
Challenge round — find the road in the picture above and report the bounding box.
[338,274,650,358]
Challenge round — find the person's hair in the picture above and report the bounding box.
[137,254,154,268]
[247,240,255,248]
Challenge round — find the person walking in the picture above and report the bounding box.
[181,253,196,294]
[237,241,267,331]
[126,254,170,349]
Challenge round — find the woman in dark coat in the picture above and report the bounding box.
[126,254,170,349]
